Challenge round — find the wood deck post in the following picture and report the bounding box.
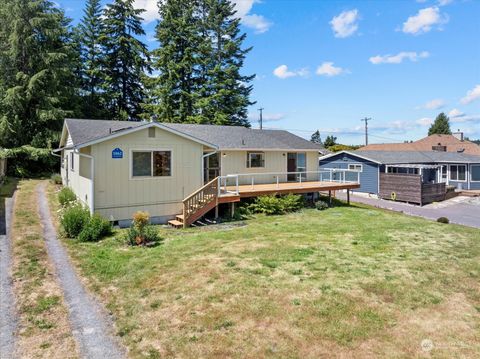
[230,202,235,217]
[328,190,332,207]
[215,204,219,219]
[347,189,350,204]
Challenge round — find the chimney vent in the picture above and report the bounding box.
[453,130,464,141]
[432,145,447,152]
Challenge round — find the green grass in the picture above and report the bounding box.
[54,195,480,358]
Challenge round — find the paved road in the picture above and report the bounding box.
[36,183,125,359]
[339,192,480,229]
[0,194,17,359]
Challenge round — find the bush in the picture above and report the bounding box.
[315,200,329,211]
[437,217,449,224]
[61,204,90,238]
[1,146,58,178]
[58,187,76,207]
[50,173,62,185]
[124,211,163,246]
[248,194,304,215]
[78,214,112,242]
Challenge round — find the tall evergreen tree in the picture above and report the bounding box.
[148,0,255,126]
[0,0,77,147]
[101,0,150,121]
[77,0,106,118]
[428,112,452,135]
[146,0,201,123]
[310,130,322,144]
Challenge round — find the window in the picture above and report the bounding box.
[449,165,466,181]
[348,164,363,172]
[470,165,480,182]
[387,167,418,175]
[70,152,74,171]
[247,152,265,168]
[132,150,172,177]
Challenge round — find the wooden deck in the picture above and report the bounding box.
[223,181,360,198]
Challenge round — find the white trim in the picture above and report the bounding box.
[319,150,383,164]
[129,148,174,180]
[74,122,218,150]
[223,148,320,152]
[74,150,94,214]
[470,164,480,182]
[347,163,363,172]
[448,164,467,182]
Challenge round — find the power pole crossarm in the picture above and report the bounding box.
[360,117,372,146]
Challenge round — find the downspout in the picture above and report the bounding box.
[74,149,95,215]
[202,151,218,184]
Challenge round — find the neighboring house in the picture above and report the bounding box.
[360,132,480,156]
[320,150,480,205]
[54,119,358,227]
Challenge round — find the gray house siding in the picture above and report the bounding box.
[320,153,379,193]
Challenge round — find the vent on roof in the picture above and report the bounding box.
[457,148,465,153]
[432,145,446,152]
[148,127,155,138]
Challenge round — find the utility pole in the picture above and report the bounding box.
[360,117,371,146]
[258,107,264,130]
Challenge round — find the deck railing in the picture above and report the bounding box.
[183,177,219,226]
[218,169,360,196]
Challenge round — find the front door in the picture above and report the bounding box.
[204,153,220,183]
[287,153,306,181]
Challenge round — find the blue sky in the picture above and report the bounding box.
[58,0,480,144]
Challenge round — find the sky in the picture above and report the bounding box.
[57,0,480,145]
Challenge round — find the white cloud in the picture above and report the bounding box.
[460,85,480,105]
[369,51,429,64]
[438,0,453,6]
[315,62,348,77]
[133,0,272,33]
[418,98,446,110]
[448,108,464,118]
[133,0,159,23]
[273,65,308,79]
[416,117,434,126]
[242,14,272,34]
[330,9,360,38]
[402,7,448,35]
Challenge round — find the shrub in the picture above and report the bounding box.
[2,146,58,177]
[61,204,90,238]
[315,200,329,211]
[437,217,449,224]
[78,214,112,242]
[248,194,304,215]
[124,211,163,246]
[50,173,62,185]
[58,187,76,207]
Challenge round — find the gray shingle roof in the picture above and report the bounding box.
[64,119,324,151]
[355,150,480,164]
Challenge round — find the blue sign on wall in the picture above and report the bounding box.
[112,148,123,159]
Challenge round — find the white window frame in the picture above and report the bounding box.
[70,152,74,171]
[130,149,173,180]
[348,163,363,172]
[449,164,467,182]
[470,164,480,182]
[247,152,265,168]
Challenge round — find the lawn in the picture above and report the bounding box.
[48,184,480,358]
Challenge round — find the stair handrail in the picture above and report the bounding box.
[182,177,219,227]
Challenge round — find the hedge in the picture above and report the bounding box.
[0,146,59,178]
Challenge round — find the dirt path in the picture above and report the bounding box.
[36,183,125,359]
[0,194,17,358]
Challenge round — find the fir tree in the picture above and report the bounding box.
[101,0,150,121]
[428,112,452,135]
[324,135,337,148]
[0,0,77,147]
[77,0,106,118]
[147,0,201,123]
[310,130,322,144]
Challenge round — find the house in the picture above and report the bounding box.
[360,132,480,156]
[54,119,358,227]
[319,150,480,205]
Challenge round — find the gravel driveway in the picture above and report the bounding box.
[338,192,480,229]
[36,183,125,359]
[0,194,17,359]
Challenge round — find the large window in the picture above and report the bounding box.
[247,152,265,168]
[471,165,480,182]
[132,150,171,177]
[449,164,466,181]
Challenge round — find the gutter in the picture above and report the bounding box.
[74,149,95,215]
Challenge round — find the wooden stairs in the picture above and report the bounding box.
[168,177,239,228]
